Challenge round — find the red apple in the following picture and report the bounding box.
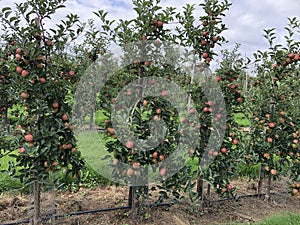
[144,60,151,67]
[68,70,75,76]
[24,134,33,142]
[202,52,208,58]
[52,102,59,109]
[157,20,163,28]
[39,77,46,83]
[16,48,22,54]
[159,167,167,176]
[19,147,25,153]
[62,114,68,121]
[153,115,159,121]
[268,122,275,128]
[21,70,29,77]
[15,54,22,60]
[267,137,273,143]
[232,139,238,145]
[161,90,168,97]
[152,151,158,159]
[237,97,243,103]
[20,92,29,99]
[288,53,295,59]
[156,108,162,114]
[221,147,227,154]
[125,140,134,149]
[202,31,208,36]
[159,155,165,161]
[16,66,23,74]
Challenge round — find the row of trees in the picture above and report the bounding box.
[0,0,299,223]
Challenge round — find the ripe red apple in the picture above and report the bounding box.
[268,122,275,128]
[221,147,227,154]
[45,40,53,46]
[270,169,277,175]
[16,48,22,54]
[201,40,207,45]
[237,97,243,103]
[19,147,25,153]
[21,70,29,77]
[24,134,33,142]
[159,155,165,161]
[267,137,273,143]
[16,66,23,74]
[142,100,148,107]
[292,133,298,138]
[153,115,159,121]
[132,162,139,169]
[157,20,163,28]
[144,60,151,67]
[227,184,233,190]
[288,52,295,59]
[293,139,299,144]
[202,52,208,58]
[62,114,68,121]
[15,54,22,60]
[127,168,134,176]
[232,139,238,145]
[279,111,285,116]
[156,108,162,114]
[52,102,59,109]
[68,70,75,76]
[215,76,221,82]
[125,140,134,149]
[152,151,158,159]
[205,57,211,63]
[161,90,168,97]
[263,153,269,158]
[20,92,29,99]
[159,167,167,176]
[39,77,46,83]
[202,31,208,36]
[294,54,300,61]
[203,107,210,112]
[212,37,218,43]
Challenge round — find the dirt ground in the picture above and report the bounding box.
[0,179,300,225]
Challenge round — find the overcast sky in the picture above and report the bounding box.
[1,0,300,68]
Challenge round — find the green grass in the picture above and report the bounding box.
[229,212,300,225]
[76,130,112,184]
[257,212,300,225]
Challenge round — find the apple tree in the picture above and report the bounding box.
[248,17,300,198]
[0,0,85,223]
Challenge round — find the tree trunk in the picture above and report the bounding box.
[266,174,272,202]
[257,164,264,195]
[33,181,41,225]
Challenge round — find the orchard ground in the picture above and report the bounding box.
[1,116,300,225]
[0,179,300,225]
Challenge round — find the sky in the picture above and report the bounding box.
[0,0,300,70]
